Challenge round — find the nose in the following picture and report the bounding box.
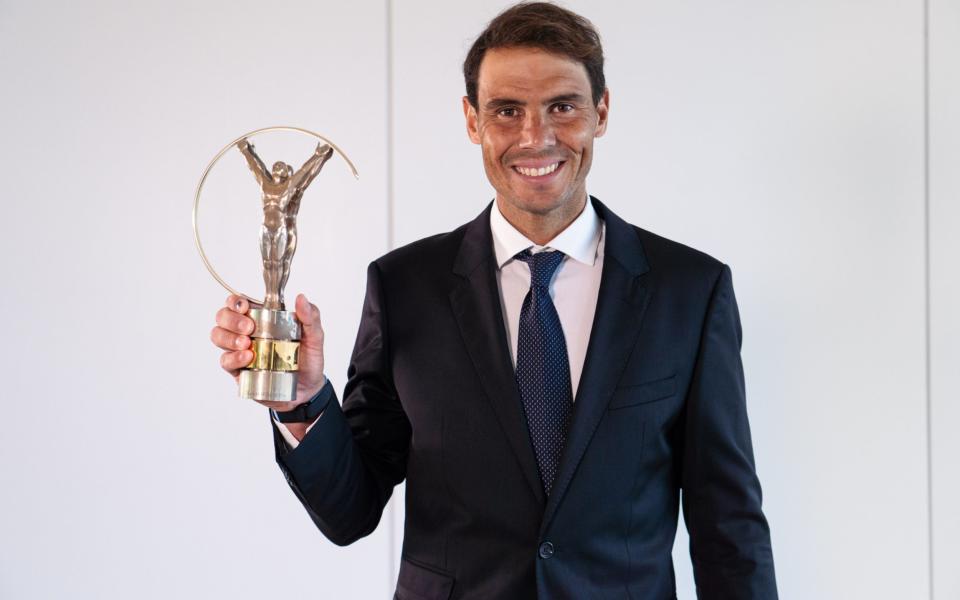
[518,110,556,149]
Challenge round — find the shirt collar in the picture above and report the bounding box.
[489,195,603,268]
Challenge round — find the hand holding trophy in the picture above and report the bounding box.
[196,127,358,410]
[212,292,326,413]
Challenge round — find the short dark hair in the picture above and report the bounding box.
[463,2,606,109]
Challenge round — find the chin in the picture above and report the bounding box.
[506,196,566,216]
[522,185,582,208]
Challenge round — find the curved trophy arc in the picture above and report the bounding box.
[192,125,359,305]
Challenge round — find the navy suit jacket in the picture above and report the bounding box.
[273,198,777,599]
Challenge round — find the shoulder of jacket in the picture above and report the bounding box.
[629,225,729,296]
[372,223,469,275]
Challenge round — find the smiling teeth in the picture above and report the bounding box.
[516,162,559,177]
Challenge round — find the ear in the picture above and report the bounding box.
[463,96,481,144]
[594,88,610,138]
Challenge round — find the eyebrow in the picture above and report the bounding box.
[546,93,589,104]
[484,98,524,111]
[483,93,589,111]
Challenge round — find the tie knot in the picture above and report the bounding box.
[515,249,564,288]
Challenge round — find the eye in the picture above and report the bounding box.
[552,103,575,114]
[497,107,520,118]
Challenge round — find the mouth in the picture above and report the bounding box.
[511,161,564,179]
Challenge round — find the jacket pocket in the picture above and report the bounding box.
[394,557,455,600]
[608,374,676,410]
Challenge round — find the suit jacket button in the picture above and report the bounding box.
[538,542,555,559]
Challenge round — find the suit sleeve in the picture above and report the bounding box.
[272,261,411,546]
[681,264,778,598]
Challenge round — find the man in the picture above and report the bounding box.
[211,3,777,598]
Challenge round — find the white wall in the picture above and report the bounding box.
[930,0,960,598]
[0,1,954,598]
[0,1,392,598]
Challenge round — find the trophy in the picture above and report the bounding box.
[193,126,358,403]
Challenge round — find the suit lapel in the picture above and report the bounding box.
[540,198,653,533]
[449,204,547,507]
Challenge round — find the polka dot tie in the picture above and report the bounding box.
[514,249,573,496]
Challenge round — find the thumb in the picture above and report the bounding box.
[295,293,323,340]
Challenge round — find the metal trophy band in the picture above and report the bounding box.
[193,127,358,404]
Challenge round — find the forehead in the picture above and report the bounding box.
[476,46,591,102]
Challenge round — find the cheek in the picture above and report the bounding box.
[564,115,600,144]
[479,142,506,177]
[564,128,598,161]
[479,121,517,145]
[478,134,509,165]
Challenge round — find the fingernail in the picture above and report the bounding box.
[234,300,243,310]
[236,337,245,348]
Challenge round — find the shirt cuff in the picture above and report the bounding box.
[270,381,330,449]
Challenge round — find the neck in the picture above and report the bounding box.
[496,195,588,246]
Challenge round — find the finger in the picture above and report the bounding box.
[226,294,250,314]
[216,306,255,335]
[295,294,324,348]
[295,294,322,330]
[210,326,251,352]
[221,349,253,375]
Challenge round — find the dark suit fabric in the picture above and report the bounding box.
[273,198,777,599]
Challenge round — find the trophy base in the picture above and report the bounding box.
[239,370,298,403]
[248,308,301,340]
[239,307,301,404]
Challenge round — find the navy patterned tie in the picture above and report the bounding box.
[514,249,573,496]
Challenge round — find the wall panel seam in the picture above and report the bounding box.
[386,0,398,589]
[923,0,934,597]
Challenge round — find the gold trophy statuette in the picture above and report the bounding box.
[193,127,359,404]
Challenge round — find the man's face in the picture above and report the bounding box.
[272,162,290,183]
[464,46,609,220]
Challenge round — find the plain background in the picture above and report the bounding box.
[0,1,956,598]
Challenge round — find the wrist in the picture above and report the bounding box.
[284,421,310,442]
[301,375,327,403]
[275,378,333,424]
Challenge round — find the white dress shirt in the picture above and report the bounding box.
[275,199,605,449]
[489,198,605,400]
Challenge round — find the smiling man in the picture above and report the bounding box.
[464,44,609,245]
[211,2,777,598]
